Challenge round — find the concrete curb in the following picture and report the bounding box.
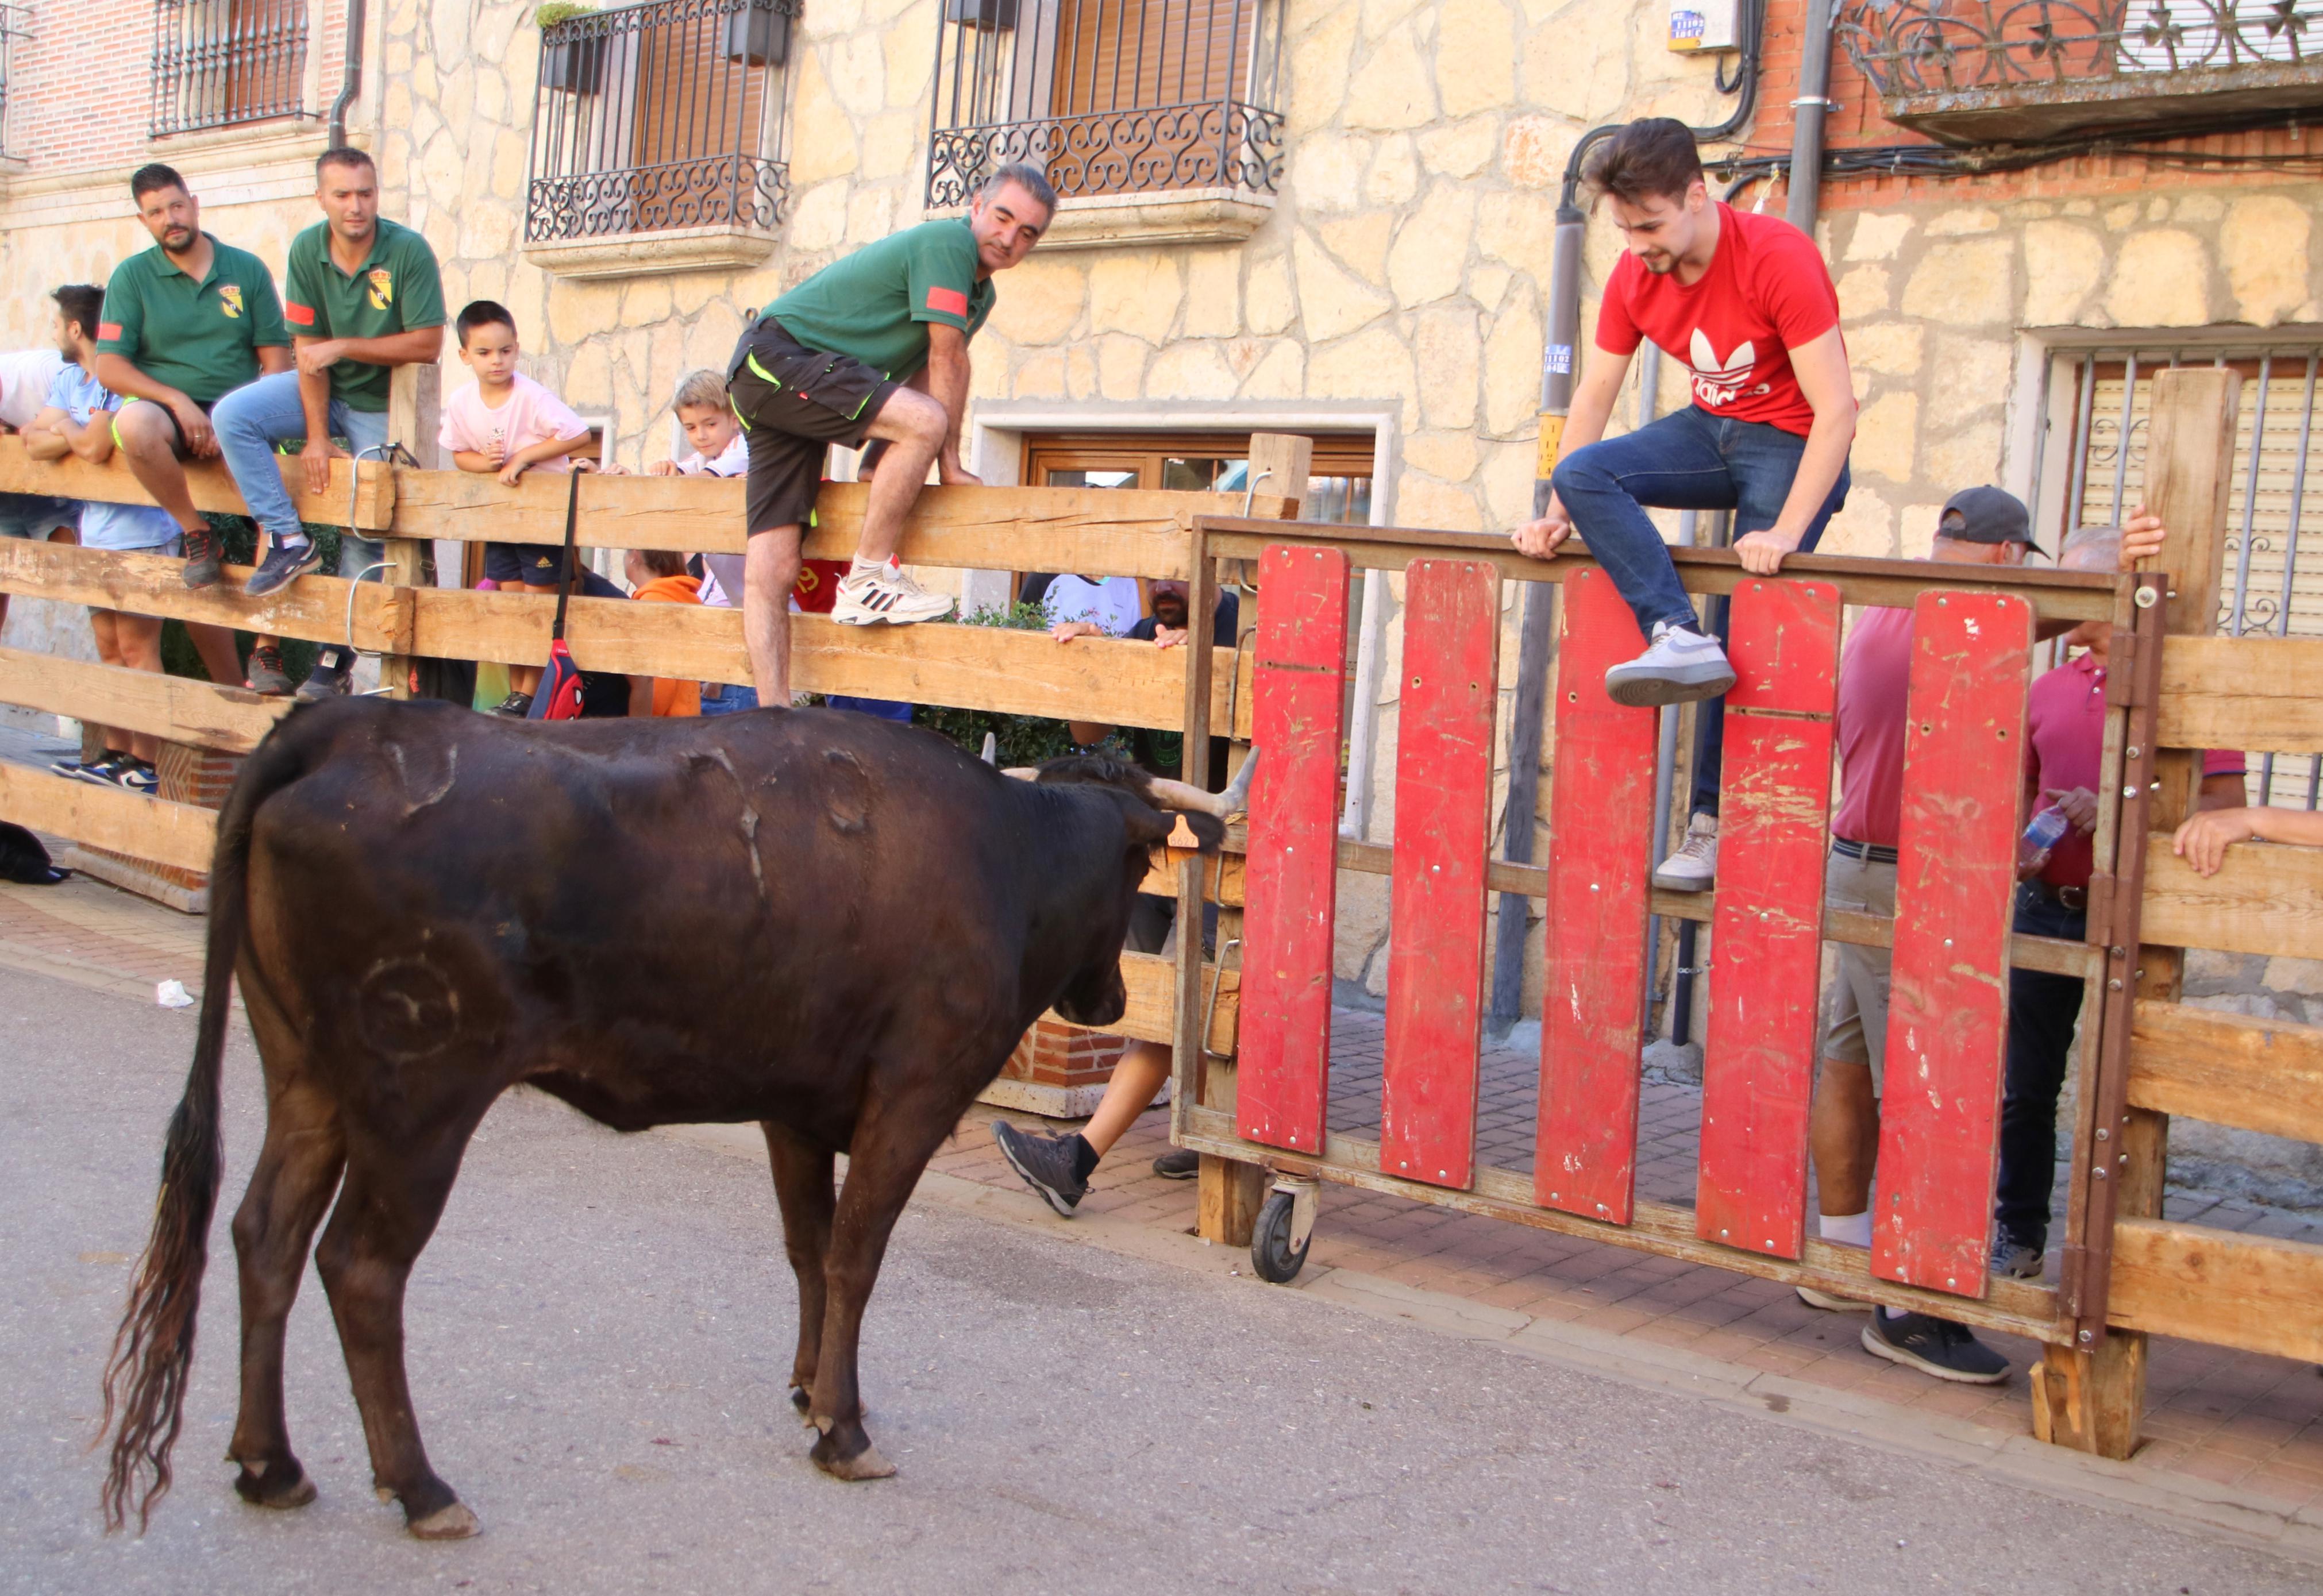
[657,1119,2323,1568]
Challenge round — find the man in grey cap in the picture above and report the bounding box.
[1800,487,2172,1385]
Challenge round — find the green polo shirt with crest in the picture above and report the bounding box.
[95,234,288,407]
[283,217,447,413]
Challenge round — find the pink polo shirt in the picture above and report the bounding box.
[1830,606,1914,849]
[2027,651,2244,889]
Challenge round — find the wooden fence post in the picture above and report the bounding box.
[383,363,444,699]
[1196,433,1310,1247]
[2035,366,2238,1458]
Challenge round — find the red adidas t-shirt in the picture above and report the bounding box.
[1594,203,1841,437]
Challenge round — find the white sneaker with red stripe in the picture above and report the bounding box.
[831,559,955,626]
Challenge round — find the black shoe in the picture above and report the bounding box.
[1862,1309,2010,1385]
[181,524,224,590]
[991,1121,1089,1217]
[244,539,322,598]
[1993,1238,2045,1281]
[490,691,534,719]
[1151,1147,1200,1180]
[244,644,294,697]
[294,653,352,704]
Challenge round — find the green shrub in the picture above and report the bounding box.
[912,596,1122,766]
[535,1,597,28]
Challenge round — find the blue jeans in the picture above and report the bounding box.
[1994,885,2087,1254]
[1552,404,1851,816]
[211,371,391,577]
[699,683,759,716]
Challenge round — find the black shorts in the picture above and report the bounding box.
[726,319,897,537]
[484,540,571,587]
[120,397,214,461]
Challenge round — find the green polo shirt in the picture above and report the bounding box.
[283,217,446,413]
[766,219,995,382]
[96,235,288,408]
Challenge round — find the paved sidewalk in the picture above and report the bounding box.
[7,866,2322,1543]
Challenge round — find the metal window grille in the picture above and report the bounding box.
[525,0,796,244]
[925,0,1286,210]
[0,6,25,158]
[150,0,308,138]
[1842,1,2323,94]
[2053,338,2323,807]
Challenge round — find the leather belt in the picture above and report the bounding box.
[1830,838,1899,865]
[2025,879,2089,912]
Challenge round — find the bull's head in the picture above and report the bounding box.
[1005,752,1251,1028]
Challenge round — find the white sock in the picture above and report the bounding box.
[1819,1210,1873,1249]
[275,533,311,552]
[849,554,895,580]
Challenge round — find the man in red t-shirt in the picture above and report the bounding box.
[1511,118,1858,890]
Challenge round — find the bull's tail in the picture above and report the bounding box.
[99,715,318,1532]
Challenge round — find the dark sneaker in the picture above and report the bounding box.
[1152,1147,1200,1180]
[72,751,128,788]
[1862,1309,2010,1385]
[1994,1239,2045,1281]
[244,645,294,697]
[118,759,159,795]
[991,1121,1089,1217]
[490,691,534,719]
[244,539,322,598]
[181,524,224,590]
[48,755,85,780]
[294,653,352,704]
[1604,620,1737,708]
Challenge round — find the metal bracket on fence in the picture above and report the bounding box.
[1239,467,1273,520]
[1202,936,1241,1059]
[342,442,419,695]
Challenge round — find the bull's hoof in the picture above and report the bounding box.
[407,1501,482,1540]
[811,1436,897,1482]
[232,1459,317,1510]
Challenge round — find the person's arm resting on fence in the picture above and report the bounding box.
[2176,804,2323,876]
[917,323,979,488]
[492,430,594,488]
[1510,346,1630,560]
[1731,326,1855,577]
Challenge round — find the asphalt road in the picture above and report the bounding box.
[1,962,2312,1595]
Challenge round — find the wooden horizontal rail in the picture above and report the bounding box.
[1139,850,1245,905]
[2139,831,2323,960]
[0,436,395,530]
[1176,1104,2063,1341]
[2128,999,2323,1144]
[0,645,286,754]
[2157,635,2323,756]
[1198,517,2121,623]
[0,541,409,653]
[0,762,216,872]
[2108,1217,2323,1364]
[1104,950,1238,1053]
[400,472,1295,574]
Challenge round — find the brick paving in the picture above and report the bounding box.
[6,857,2321,1524]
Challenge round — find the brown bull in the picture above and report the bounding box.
[100,699,1238,1538]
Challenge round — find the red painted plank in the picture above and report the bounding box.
[1872,590,2034,1298]
[1236,543,1351,1153]
[1380,558,1500,1190]
[1535,566,1656,1221]
[1696,579,1841,1260]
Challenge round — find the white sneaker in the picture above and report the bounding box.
[831,560,956,626]
[1652,813,1717,893]
[1603,620,1736,707]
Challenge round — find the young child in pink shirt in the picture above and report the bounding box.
[439,299,595,716]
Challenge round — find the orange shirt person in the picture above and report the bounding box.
[622,548,702,717]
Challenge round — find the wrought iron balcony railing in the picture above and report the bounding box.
[150,0,308,138]
[1837,1,2323,145]
[0,5,24,158]
[925,0,1286,211]
[526,0,795,244]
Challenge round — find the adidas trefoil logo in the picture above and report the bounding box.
[1688,329,1770,408]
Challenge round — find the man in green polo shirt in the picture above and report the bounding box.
[96,162,292,595]
[720,162,1052,706]
[223,145,445,701]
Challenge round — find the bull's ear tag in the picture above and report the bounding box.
[1167,814,1200,849]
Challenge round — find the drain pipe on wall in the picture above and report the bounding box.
[328,0,368,150]
[1485,0,1768,1027]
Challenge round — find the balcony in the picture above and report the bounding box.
[149,0,308,138]
[523,0,796,279]
[1837,1,2323,147]
[924,0,1285,248]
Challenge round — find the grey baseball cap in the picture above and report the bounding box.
[1936,485,2039,551]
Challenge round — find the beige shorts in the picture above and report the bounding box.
[1819,849,1896,1093]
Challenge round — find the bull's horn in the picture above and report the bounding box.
[1215,748,1258,816]
[1001,766,1040,781]
[980,733,997,765]
[1141,776,1227,814]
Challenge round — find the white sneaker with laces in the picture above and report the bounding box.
[1603,620,1737,707]
[1652,813,1718,893]
[831,560,956,626]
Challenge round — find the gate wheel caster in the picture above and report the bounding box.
[1250,1177,1319,1284]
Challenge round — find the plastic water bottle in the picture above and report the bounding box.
[2020,806,2070,874]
